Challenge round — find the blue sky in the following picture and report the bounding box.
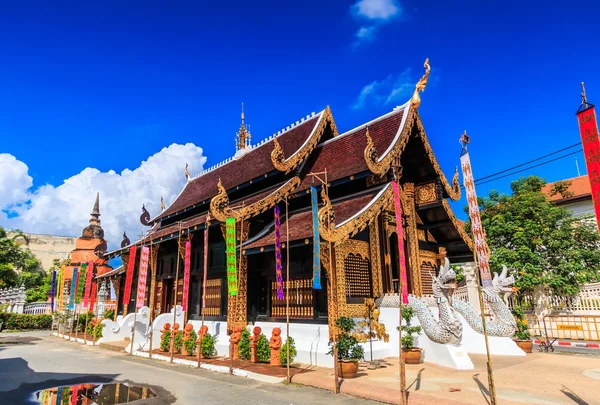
[1,0,599,239]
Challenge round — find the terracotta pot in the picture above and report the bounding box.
[402,348,423,364]
[514,339,533,353]
[338,360,359,378]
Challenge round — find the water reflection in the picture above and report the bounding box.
[33,382,156,404]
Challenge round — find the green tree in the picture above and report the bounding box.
[465,176,600,297]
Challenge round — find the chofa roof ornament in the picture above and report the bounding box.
[410,58,431,109]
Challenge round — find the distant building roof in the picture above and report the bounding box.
[541,175,592,204]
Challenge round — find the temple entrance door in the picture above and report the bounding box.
[162,279,174,314]
[247,275,268,323]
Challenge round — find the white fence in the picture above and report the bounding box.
[23,302,52,315]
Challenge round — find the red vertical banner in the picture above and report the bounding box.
[461,151,493,286]
[89,281,97,312]
[577,106,600,232]
[83,261,94,307]
[392,181,409,304]
[122,245,137,306]
[136,247,150,308]
[202,225,209,309]
[182,241,191,312]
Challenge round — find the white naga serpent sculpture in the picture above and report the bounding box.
[408,258,463,345]
[452,265,517,337]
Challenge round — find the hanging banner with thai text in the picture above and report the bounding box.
[50,270,57,312]
[89,281,97,312]
[202,223,209,309]
[68,268,78,310]
[460,151,493,286]
[136,246,150,309]
[225,218,238,296]
[274,206,284,299]
[392,181,409,304]
[577,106,600,232]
[83,261,94,307]
[182,242,191,311]
[122,245,137,306]
[310,186,322,290]
[74,263,86,304]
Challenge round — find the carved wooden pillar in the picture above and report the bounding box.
[223,222,249,330]
[321,243,338,339]
[436,247,447,266]
[148,246,159,322]
[404,183,423,296]
[369,222,383,297]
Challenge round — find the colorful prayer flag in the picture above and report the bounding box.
[122,245,137,305]
[89,281,97,312]
[51,270,57,312]
[577,104,600,232]
[392,181,409,304]
[202,223,209,309]
[58,266,64,312]
[461,150,493,286]
[68,268,78,310]
[83,261,94,307]
[274,206,284,300]
[182,241,191,311]
[310,186,322,290]
[74,263,86,304]
[136,246,150,309]
[225,218,238,296]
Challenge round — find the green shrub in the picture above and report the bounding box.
[257,334,270,363]
[184,329,198,355]
[397,306,422,350]
[0,313,52,330]
[200,333,217,358]
[104,309,115,320]
[512,306,531,340]
[328,316,364,361]
[160,330,171,351]
[280,336,297,366]
[174,330,183,353]
[94,323,104,341]
[238,329,251,360]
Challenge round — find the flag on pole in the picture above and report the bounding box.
[89,281,97,312]
[58,266,65,312]
[460,149,493,286]
[136,247,150,308]
[83,261,94,307]
[74,263,87,304]
[51,270,57,312]
[310,186,322,290]
[202,223,209,309]
[68,268,78,310]
[392,181,409,304]
[577,98,600,232]
[122,245,137,306]
[182,241,191,311]
[225,218,238,296]
[274,206,284,300]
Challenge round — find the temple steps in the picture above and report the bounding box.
[99,339,130,353]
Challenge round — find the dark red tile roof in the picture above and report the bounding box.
[244,188,382,250]
[157,112,324,220]
[297,108,405,190]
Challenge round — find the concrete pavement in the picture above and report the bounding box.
[0,331,377,405]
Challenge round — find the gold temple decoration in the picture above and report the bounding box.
[415,182,438,205]
[210,177,301,222]
[410,58,431,109]
[369,223,384,297]
[185,163,190,180]
[320,243,338,339]
[271,106,338,174]
[318,184,394,243]
[160,196,165,211]
[335,239,372,318]
[452,167,460,194]
[236,103,251,151]
[403,182,423,296]
[363,110,416,176]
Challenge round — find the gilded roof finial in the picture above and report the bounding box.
[185,163,190,179]
[160,196,165,211]
[410,58,431,109]
[236,103,251,151]
[582,82,588,105]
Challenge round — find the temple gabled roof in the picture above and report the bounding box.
[542,175,592,205]
[154,108,333,223]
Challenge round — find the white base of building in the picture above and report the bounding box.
[458,314,526,356]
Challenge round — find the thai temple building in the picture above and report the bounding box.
[99,62,482,367]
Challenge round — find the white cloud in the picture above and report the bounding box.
[352,68,414,109]
[0,143,207,250]
[351,0,401,45]
[352,0,400,20]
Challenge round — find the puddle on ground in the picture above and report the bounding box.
[33,382,157,404]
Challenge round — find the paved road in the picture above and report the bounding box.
[0,332,378,405]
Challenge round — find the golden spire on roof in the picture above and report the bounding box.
[160,196,165,211]
[185,163,190,179]
[236,103,251,151]
[411,58,431,109]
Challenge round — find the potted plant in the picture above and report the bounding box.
[355,299,389,369]
[398,306,422,364]
[200,333,217,358]
[238,329,252,360]
[512,306,532,353]
[328,316,364,378]
[280,336,297,367]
